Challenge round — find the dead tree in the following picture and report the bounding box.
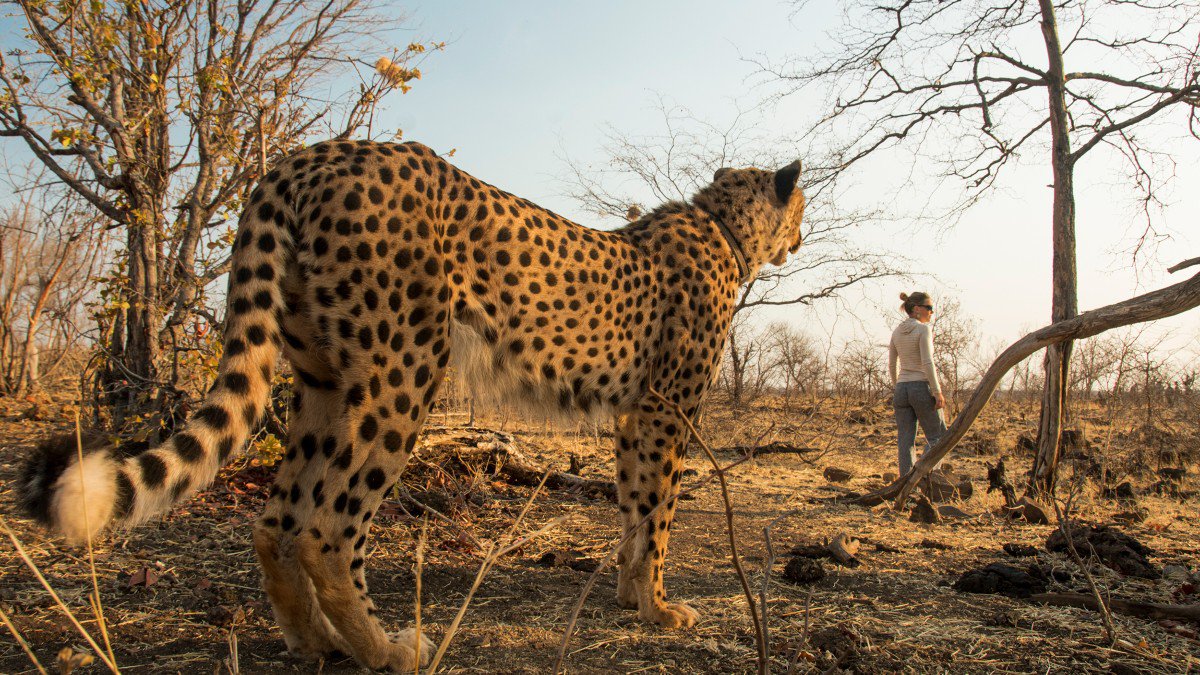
[768,0,1200,494]
[857,257,1200,509]
[0,172,106,395]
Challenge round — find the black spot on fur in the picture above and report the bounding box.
[170,478,192,501]
[174,433,204,464]
[223,372,250,394]
[139,453,168,489]
[217,437,236,461]
[194,406,230,430]
[113,471,135,518]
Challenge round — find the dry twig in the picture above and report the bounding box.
[414,516,428,675]
[426,472,564,674]
[0,603,46,675]
[649,389,767,675]
[1051,488,1118,646]
[0,517,119,673]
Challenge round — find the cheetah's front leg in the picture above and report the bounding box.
[614,402,698,629]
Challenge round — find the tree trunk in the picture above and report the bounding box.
[1031,0,1078,496]
[727,325,745,408]
[103,210,162,427]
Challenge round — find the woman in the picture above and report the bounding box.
[888,292,947,476]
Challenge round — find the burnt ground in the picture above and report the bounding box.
[1,393,1198,674]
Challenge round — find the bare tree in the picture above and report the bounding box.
[719,314,778,409]
[767,0,1200,493]
[930,296,980,416]
[1069,335,1121,401]
[833,338,889,403]
[765,321,825,407]
[0,0,440,428]
[0,170,106,395]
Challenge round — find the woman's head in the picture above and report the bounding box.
[900,292,934,322]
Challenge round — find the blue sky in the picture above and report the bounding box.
[387,0,825,209]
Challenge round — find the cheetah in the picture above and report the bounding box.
[18,139,805,670]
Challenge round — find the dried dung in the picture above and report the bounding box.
[1045,524,1159,579]
[953,563,1048,598]
[782,557,826,585]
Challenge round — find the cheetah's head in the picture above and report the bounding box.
[693,160,806,273]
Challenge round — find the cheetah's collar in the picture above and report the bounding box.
[704,211,749,281]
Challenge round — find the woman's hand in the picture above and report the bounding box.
[933,392,945,409]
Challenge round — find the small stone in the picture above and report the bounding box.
[985,610,1021,627]
[910,495,940,524]
[1158,467,1187,482]
[921,470,974,502]
[1017,496,1051,525]
[937,504,975,519]
[1102,481,1137,501]
[1162,565,1190,581]
[823,467,853,483]
[205,604,245,627]
[1113,508,1148,524]
[534,550,598,572]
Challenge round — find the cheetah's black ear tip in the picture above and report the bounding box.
[712,167,732,182]
[773,160,802,203]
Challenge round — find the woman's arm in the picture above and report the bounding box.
[919,326,942,395]
[888,337,899,386]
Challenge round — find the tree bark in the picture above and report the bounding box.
[1031,0,1079,496]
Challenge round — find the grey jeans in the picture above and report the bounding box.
[893,381,947,476]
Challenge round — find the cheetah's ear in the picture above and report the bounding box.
[713,167,732,182]
[773,160,802,203]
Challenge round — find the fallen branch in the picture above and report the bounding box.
[854,259,1200,509]
[722,441,819,456]
[1030,593,1200,622]
[497,459,617,501]
[436,434,618,500]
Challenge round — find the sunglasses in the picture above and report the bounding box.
[918,304,934,311]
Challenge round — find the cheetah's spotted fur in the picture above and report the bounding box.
[19,139,805,670]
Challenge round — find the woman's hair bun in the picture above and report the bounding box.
[899,292,909,301]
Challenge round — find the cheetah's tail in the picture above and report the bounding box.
[17,186,291,546]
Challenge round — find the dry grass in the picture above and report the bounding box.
[1,392,1198,673]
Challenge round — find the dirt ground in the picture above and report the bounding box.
[1,392,1198,674]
